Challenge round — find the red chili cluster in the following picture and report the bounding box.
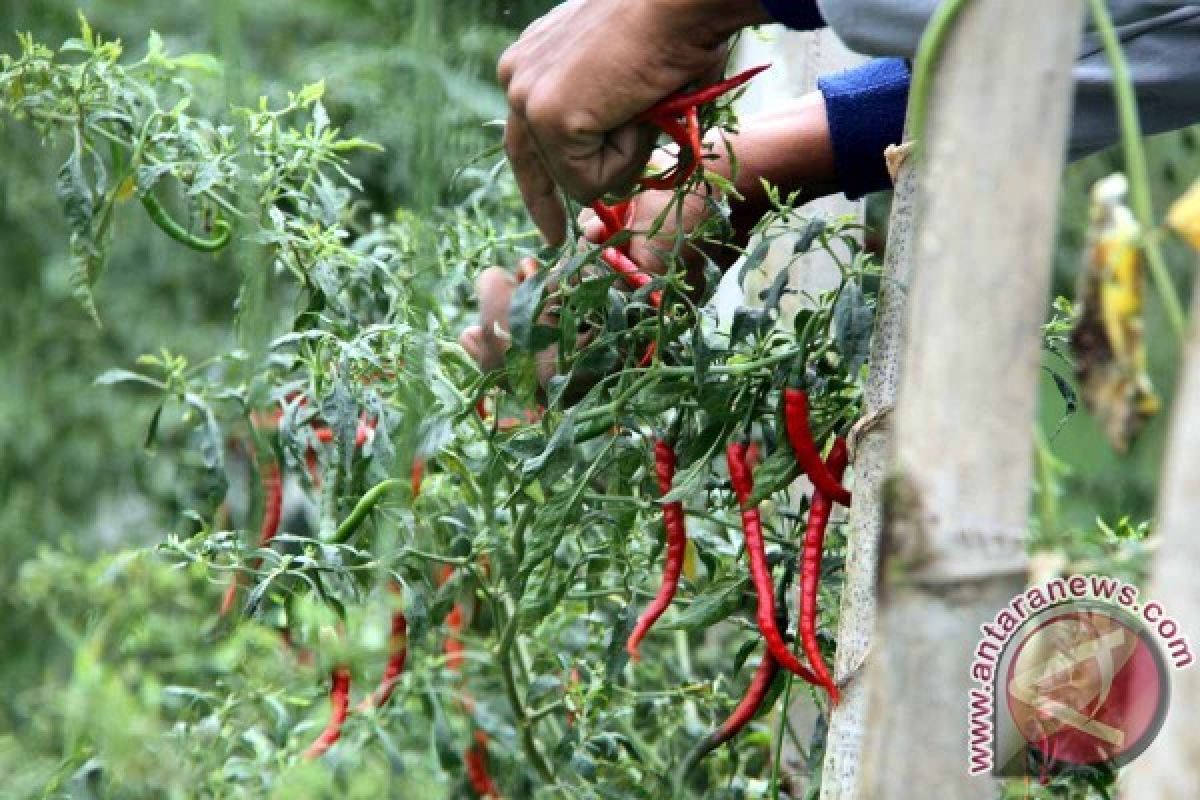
[672,388,856,772]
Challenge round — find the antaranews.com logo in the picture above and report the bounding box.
[967,574,1191,779]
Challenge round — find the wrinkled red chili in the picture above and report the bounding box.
[783,388,852,506]
[799,436,848,706]
[726,441,821,685]
[626,438,688,661]
[303,666,352,759]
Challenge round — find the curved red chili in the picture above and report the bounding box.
[679,647,779,771]
[219,459,283,617]
[302,666,352,759]
[799,437,849,706]
[783,388,852,506]
[726,442,821,685]
[626,439,688,661]
[359,586,408,711]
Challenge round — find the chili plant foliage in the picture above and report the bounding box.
[3,23,878,798]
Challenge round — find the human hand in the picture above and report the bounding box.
[462,95,840,383]
[498,0,771,246]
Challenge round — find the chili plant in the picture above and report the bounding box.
[4,22,876,799]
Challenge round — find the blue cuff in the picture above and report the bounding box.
[759,0,825,31]
[817,58,911,199]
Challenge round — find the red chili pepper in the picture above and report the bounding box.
[799,437,849,706]
[411,458,425,497]
[359,585,408,711]
[465,729,502,798]
[638,341,658,367]
[302,666,352,759]
[726,442,821,685]
[590,200,626,241]
[640,64,770,121]
[625,439,688,661]
[219,459,284,617]
[602,246,663,306]
[445,603,466,672]
[679,647,779,771]
[783,388,852,507]
[636,110,702,190]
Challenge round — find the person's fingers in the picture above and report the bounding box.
[550,117,657,204]
[459,325,486,366]
[504,115,567,247]
[578,208,606,244]
[472,266,518,372]
[515,257,540,284]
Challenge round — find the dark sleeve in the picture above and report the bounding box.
[758,0,826,31]
[817,58,911,199]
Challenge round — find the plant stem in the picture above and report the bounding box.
[770,674,794,800]
[1087,0,1186,342]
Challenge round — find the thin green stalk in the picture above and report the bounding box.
[769,673,794,800]
[906,0,972,152]
[1087,0,1187,342]
[495,504,554,783]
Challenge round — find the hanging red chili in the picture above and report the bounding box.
[219,459,283,617]
[783,388,852,506]
[465,729,502,798]
[726,442,821,685]
[411,458,425,498]
[445,603,466,672]
[359,584,408,711]
[302,666,352,759]
[799,436,849,706]
[679,647,779,771]
[626,438,688,661]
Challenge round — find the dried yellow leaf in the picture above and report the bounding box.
[1167,179,1200,250]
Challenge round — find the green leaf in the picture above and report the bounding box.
[508,268,550,351]
[669,578,745,630]
[94,369,165,389]
[760,263,793,317]
[57,142,94,236]
[749,445,801,507]
[523,414,575,481]
[833,281,874,377]
[68,235,105,327]
[793,217,826,255]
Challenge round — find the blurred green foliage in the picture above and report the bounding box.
[0,0,548,770]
